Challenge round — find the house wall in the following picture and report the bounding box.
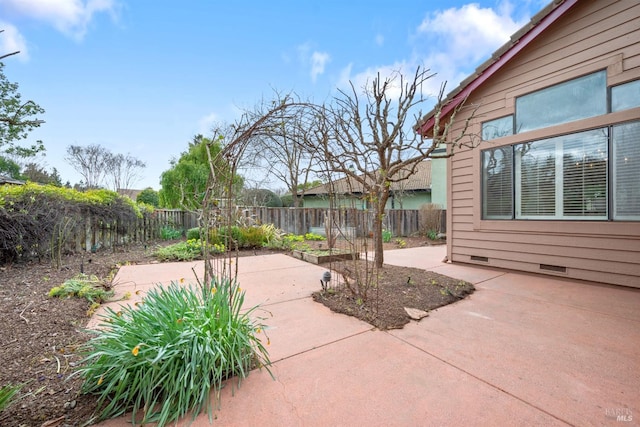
[446,0,640,287]
[302,195,367,210]
[430,157,447,209]
[391,192,431,210]
[304,192,431,210]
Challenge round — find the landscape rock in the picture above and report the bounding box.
[404,307,429,320]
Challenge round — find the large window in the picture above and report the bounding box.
[482,116,514,140]
[613,122,640,220]
[516,71,607,133]
[482,122,639,221]
[611,80,640,112]
[482,147,513,219]
[515,129,608,219]
[481,72,639,220]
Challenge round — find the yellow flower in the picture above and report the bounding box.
[180,278,185,283]
[116,311,122,317]
[211,287,217,294]
[132,346,140,356]
[256,327,262,334]
[97,375,104,386]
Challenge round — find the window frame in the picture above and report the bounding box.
[479,73,640,222]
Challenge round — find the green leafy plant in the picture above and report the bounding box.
[186,227,200,240]
[261,231,304,250]
[48,274,114,304]
[238,226,267,248]
[154,239,225,262]
[382,229,392,243]
[427,229,439,241]
[0,384,21,413]
[76,277,271,426]
[160,226,182,240]
[304,232,325,241]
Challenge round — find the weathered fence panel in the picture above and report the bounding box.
[65,207,445,253]
[232,207,444,236]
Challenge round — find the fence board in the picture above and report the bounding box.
[59,206,447,254]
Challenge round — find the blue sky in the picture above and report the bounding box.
[0,0,547,190]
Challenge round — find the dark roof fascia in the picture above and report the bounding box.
[416,0,578,135]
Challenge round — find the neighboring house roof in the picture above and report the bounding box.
[0,175,25,185]
[305,161,432,196]
[416,0,577,135]
[117,188,143,200]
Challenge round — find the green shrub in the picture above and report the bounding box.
[382,229,392,243]
[0,384,21,413]
[304,232,325,241]
[136,188,159,207]
[258,224,281,246]
[427,229,439,240]
[186,227,200,240]
[76,277,271,426]
[49,274,114,304]
[154,239,225,261]
[160,226,182,240]
[239,226,267,248]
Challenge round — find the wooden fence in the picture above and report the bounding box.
[69,207,445,253]
[153,207,445,237]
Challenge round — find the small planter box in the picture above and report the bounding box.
[292,250,360,264]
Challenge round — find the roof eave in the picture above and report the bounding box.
[415,0,577,136]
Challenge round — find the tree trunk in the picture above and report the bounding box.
[373,190,390,268]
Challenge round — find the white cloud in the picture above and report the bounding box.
[296,43,331,83]
[0,0,118,41]
[0,22,29,61]
[416,1,525,64]
[310,51,330,83]
[338,1,529,104]
[375,34,384,47]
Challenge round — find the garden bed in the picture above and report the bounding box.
[291,249,360,264]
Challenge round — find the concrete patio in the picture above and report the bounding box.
[93,246,639,426]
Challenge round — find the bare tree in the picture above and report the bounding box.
[309,66,478,267]
[244,91,321,207]
[65,144,110,188]
[105,152,146,191]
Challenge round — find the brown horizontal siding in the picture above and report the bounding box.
[451,200,473,210]
[498,2,638,85]
[454,230,640,252]
[454,238,640,265]
[448,0,640,288]
[624,53,640,71]
[450,252,639,288]
[454,247,638,277]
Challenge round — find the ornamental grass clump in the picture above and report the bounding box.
[76,276,271,426]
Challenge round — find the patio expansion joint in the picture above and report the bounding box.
[269,328,375,365]
[386,331,576,427]
[258,295,317,309]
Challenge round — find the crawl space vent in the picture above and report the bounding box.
[540,264,567,273]
[470,255,489,262]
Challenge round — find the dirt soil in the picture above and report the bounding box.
[0,236,471,426]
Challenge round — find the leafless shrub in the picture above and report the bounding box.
[418,203,443,235]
